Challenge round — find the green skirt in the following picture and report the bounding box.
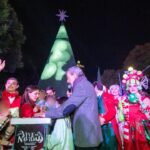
[99,123,117,150]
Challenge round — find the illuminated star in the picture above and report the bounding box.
[56,10,69,22]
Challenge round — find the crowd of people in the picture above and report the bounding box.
[0,59,149,150]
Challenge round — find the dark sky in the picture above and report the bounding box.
[10,0,150,81]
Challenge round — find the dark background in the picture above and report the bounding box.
[9,0,150,82]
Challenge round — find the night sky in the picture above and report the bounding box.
[9,0,150,82]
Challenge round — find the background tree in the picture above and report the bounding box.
[0,0,25,73]
[123,43,150,71]
[101,69,121,87]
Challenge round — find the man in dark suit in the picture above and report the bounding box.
[44,66,103,149]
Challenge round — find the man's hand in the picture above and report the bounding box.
[0,59,5,72]
[34,112,45,118]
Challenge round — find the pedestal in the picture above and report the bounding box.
[11,118,51,150]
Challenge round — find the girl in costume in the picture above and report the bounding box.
[94,82,122,150]
[122,67,150,150]
[109,84,125,149]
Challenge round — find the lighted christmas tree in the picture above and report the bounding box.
[38,10,76,97]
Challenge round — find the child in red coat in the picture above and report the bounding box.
[94,81,122,150]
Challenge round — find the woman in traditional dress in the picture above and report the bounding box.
[121,67,150,150]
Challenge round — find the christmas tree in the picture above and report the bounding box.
[39,10,76,97]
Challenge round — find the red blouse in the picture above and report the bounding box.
[20,103,34,118]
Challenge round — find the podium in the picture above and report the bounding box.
[11,118,52,150]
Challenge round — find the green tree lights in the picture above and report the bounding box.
[39,23,76,97]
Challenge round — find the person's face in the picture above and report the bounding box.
[66,72,77,86]
[28,90,40,102]
[94,86,103,96]
[128,84,138,94]
[5,79,19,92]
[46,97,56,106]
[46,89,55,96]
[39,90,46,99]
[110,87,119,96]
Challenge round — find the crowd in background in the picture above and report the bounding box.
[0,60,149,150]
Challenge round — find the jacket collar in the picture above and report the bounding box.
[73,75,87,90]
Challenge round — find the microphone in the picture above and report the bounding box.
[68,84,72,92]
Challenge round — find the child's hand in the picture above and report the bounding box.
[99,117,105,125]
[99,115,105,125]
[40,106,47,112]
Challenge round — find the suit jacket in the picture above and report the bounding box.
[46,76,103,147]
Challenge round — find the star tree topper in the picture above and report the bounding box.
[56,10,69,22]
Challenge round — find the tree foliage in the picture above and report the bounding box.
[100,43,150,88]
[0,0,25,72]
[123,43,150,71]
[101,69,121,88]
